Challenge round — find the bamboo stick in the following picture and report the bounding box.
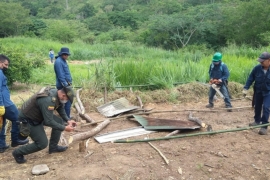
[114,123,270,143]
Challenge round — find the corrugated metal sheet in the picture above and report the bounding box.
[94,126,156,143]
[97,97,139,117]
[134,115,201,130]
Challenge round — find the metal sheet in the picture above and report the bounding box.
[94,126,156,143]
[97,97,139,117]
[134,115,201,130]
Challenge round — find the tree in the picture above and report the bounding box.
[41,19,89,43]
[27,18,47,37]
[0,2,31,37]
[221,0,270,46]
[84,14,114,34]
[108,11,139,30]
[79,2,97,19]
[145,4,219,49]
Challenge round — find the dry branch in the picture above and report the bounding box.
[136,96,144,109]
[165,130,180,137]
[76,88,85,114]
[69,119,111,144]
[148,142,169,165]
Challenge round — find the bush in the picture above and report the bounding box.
[0,44,44,85]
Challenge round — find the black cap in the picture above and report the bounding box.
[63,86,74,103]
[257,52,270,62]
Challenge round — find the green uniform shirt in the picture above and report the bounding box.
[20,89,69,131]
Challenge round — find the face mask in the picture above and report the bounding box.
[60,99,68,104]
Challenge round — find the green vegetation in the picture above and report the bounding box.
[1,0,270,49]
[2,37,258,90]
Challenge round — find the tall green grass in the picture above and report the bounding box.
[29,63,95,87]
[0,37,264,90]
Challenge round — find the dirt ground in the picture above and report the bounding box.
[1,82,270,180]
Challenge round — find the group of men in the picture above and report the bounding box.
[0,48,270,164]
[206,51,270,135]
[0,47,77,164]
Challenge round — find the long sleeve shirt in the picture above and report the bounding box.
[54,56,72,89]
[20,89,69,131]
[244,64,270,96]
[208,62,230,81]
[0,70,14,107]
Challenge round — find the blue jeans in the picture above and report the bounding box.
[64,100,71,118]
[0,104,19,147]
[254,93,270,128]
[56,87,71,118]
[208,85,232,107]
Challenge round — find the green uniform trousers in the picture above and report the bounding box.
[15,115,64,155]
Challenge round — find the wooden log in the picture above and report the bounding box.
[69,119,111,144]
[188,112,206,128]
[76,88,85,114]
[81,119,106,127]
[75,102,94,123]
[79,113,95,123]
[74,102,82,114]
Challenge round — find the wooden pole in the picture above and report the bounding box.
[69,119,111,144]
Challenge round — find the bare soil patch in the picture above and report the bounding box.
[1,82,269,180]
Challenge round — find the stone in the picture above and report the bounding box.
[31,164,49,175]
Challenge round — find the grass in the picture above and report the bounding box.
[0,36,265,90]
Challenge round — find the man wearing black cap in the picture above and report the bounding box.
[243,52,270,135]
[12,86,77,164]
[54,47,73,118]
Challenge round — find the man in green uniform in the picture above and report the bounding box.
[12,86,77,164]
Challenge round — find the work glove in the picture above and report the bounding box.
[0,106,5,116]
[242,89,248,97]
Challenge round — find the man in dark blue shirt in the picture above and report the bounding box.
[206,52,232,111]
[0,54,28,153]
[243,52,270,135]
[54,47,73,118]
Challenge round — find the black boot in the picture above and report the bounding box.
[49,145,68,154]
[11,139,29,147]
[12,150,27,164]
[0,145,9,153]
